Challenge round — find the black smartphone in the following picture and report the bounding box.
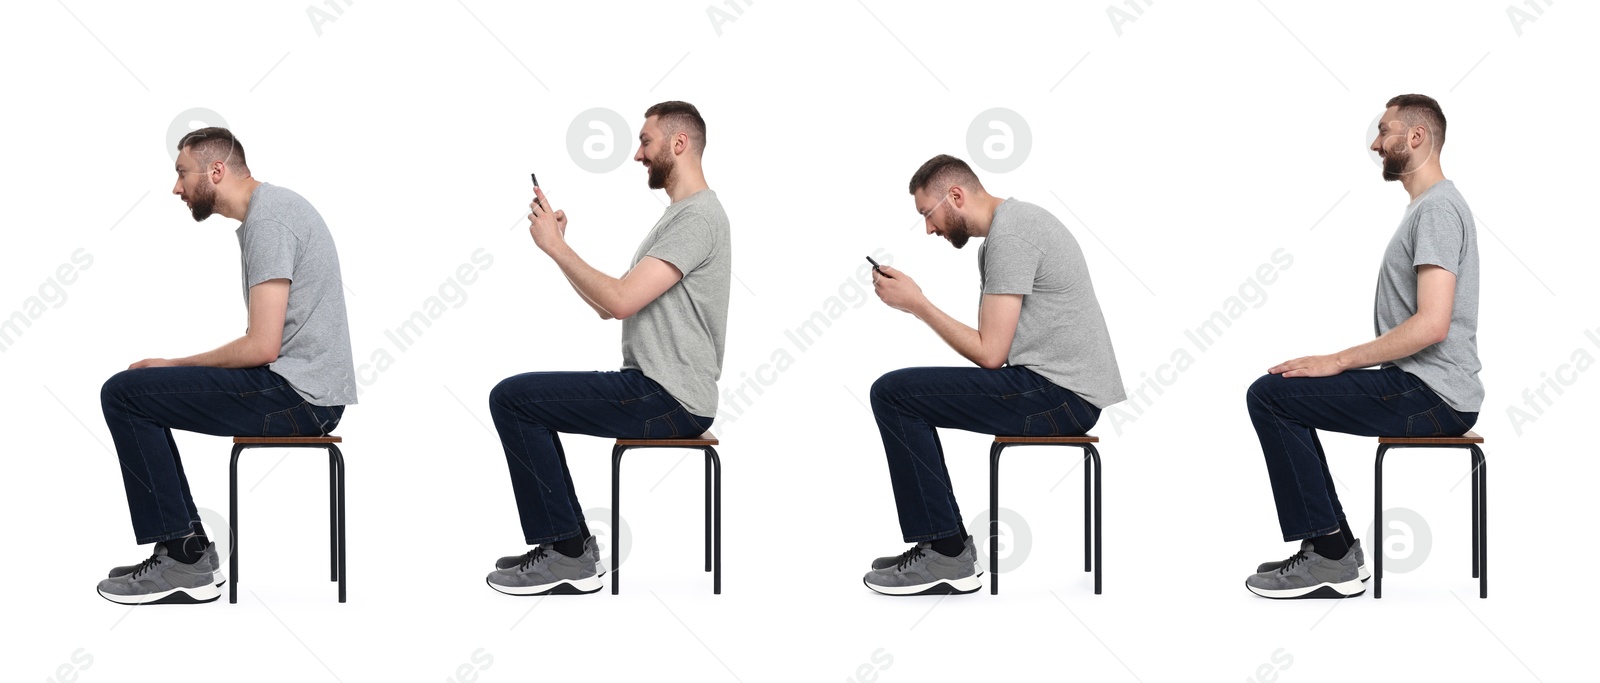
[866,255,891,278]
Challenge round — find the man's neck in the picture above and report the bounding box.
[1400,165,1445,202]
[218,178,263,222]
[665,170,709,203]
[970,194,1005,238]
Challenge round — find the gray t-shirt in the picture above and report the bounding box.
[979,198,1127,409]
[237,182,358,406]
[1374,179,1482,412]
[620,189,731,418]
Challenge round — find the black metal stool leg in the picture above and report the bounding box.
[229,444,243,604]
[611,445,624,595]
[704,449,712,573]
[1082,447,1092,574]
[989,442,1003,595]
[329,449,338,582]
[1471,450,1479,580]
[707,446,721,595]
[1474,445,1487,599]
[330,445,346,603]
[1087,444,1102,595]
[1374,445,1388,599]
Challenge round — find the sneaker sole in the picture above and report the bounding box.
[486,574,604,596]
[106,573,227,588]
[863,573,983,596]
[1256,563,1371,582]
[1245,578,1365,600]
[97,583,221,605]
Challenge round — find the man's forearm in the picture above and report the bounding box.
[563,271,614,319]
[912,299,987,367]
[1333,316,1445,370]
[545,241,623,316]
[170,335,277,369]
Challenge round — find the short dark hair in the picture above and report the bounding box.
[176,126,249,171]
[644,101,707,153]
[1385,94,1447,149]
[908,154,982,196]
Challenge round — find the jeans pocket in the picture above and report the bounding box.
[311,404,344,436]
[263,401,315,437]
[643,408,685,439]
[1405,402,1468,437]
[1023,401,1087,437]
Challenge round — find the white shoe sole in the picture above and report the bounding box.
[865,573,983,596]
[98,582,221,605]
[1246,577,1365,600]
[487,574,604,596]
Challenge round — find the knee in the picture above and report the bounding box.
[488,375,524,413]
[100,369,142,408]
[1245,373,1284,409]
[870,368,915,407]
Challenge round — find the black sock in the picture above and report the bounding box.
[552,535,586,558]
[930,522,968,558]
[1310,533,1349,560]
[161,533,208,564]
[1338,518,1356,546]
[930,535,965,557]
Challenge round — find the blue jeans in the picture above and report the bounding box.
[489,369,712,545]
[870,366,1102,543]
[101,366,345,544]
[1246,365,1478,542]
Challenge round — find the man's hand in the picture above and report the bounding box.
[1270,354,1346,378]
[872,265,926,315]
[528,186,565,251]
[128,358,176,370]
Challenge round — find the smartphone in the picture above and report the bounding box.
[866,255,891,278]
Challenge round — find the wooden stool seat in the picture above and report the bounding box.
[233,436,343,444]
[994,435,1098,445]
[1378,430,1482,445]
[615,432,718,447]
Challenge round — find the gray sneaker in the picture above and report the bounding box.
[1257,539,1370,581]
[1245,540,1365,599]
[486,536,603,596]
[864,536,982,596]
[109,541,225,587]
[870,541,931,570]
[97,544,220,605]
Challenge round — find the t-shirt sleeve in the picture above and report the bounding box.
[644,213,714,275]
[243,220,297,287]
[981,235,1042,295]
[1411,209,1466,275]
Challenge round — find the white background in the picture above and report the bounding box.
[1,1,1593,681]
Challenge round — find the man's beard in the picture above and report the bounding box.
[1380,143,1410,182]
[944,211,972,249]
[647,148,674,190]
[188,180,217,221]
